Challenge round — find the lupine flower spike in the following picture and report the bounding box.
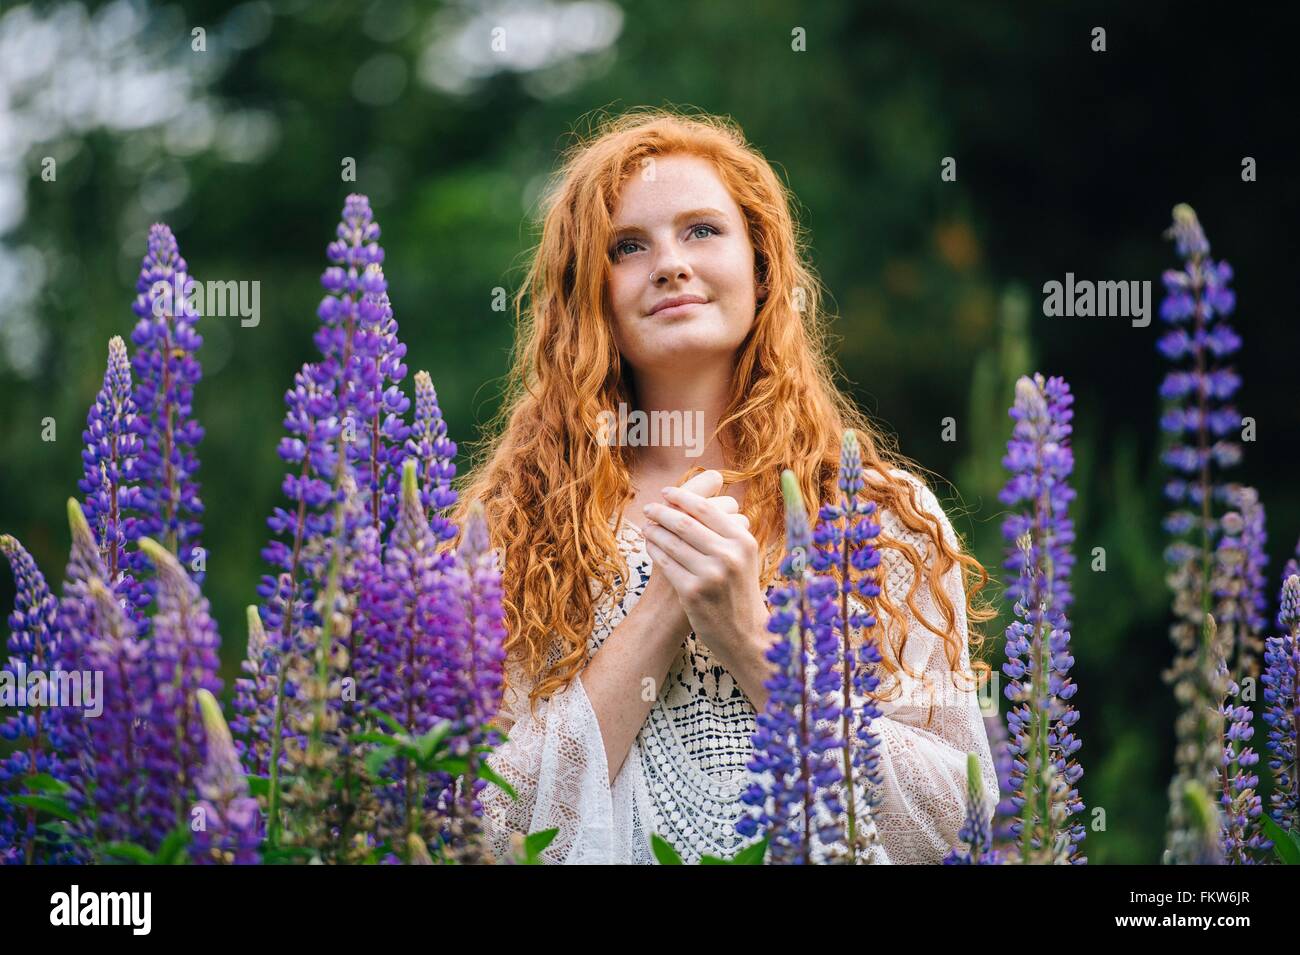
[191,688,263,864]
[810,429,884,862]
[1157,204,1246,864]
[738,470,847,864]
[1261,575,1299,837]
[1000,373,1085,864]
[943,752,1008,864]
[128,225,206,596]
[0,535,70,864]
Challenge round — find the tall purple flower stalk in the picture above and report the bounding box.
[136,537,222,842]
[81,575,155,851]
[1157,203,1248,863]
[77,335,146,620]
[943,752,1008,864]
[191,689,262,864]
[1000,373,1085,864]
[407,369,459,546]
[344,284,410,536]
[361,459,450,856]
[738,470,850,864]
[429,497,507,861]
[127,224,206,595]
[1213,485,1269,681]
[1211,488,1270,862]
[57,502,162,854]
[244,195,394,847]
[808,429,884,861]
[0,535,72,864]
[1261,575,1299,836]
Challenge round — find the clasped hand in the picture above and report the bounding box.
[641,469,769,679]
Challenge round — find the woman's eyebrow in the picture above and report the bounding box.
[611,207,729,235]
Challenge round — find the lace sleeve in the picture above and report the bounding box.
[479,656,620,864]
[853,475,998,864]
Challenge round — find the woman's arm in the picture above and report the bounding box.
[581,565,693,784]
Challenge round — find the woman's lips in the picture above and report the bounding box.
[652,301,705,319]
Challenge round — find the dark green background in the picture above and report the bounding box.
[2,0,1297,863]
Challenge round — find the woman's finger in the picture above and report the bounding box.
[662,485,748,542]
[642,520,712,576]
[644,536,697,588]
[707,494,739,514]
[643,501,725,560]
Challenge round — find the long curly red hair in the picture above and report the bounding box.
[449,107,995,722]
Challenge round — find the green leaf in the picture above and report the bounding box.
[367,707,408,736]
[651,833,683,865]
[1261,815,1300,865]
[436,756,470,777]
[7,794,75,822]
[100,842,154,864]
[246,775,270,799]
[475,763,517,802]
[350,730,400,747]
[731,837,769,865]
[524,828,558,863]
[364,745,398,780]
[152,826,191,864]
[23,773,71,795]
[415,721,453,762]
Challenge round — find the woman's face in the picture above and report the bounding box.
[606,154,759,376]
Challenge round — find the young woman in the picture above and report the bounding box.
[451,108,1000,864]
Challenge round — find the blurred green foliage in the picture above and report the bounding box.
[2,0,1296,863]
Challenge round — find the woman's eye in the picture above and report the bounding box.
[690,223,718,240]
[612,240,639,259]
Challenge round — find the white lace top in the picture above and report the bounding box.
[481,470,999,864]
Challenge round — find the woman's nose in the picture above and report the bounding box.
[651,247,691,284]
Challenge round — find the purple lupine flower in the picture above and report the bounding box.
[428,495,507,858]
[191,689,262,864]
[0,535,73,864]
[1281,537,1300,593]
[247,360,344,784]
[1210,489,1269,863]
[360,458,448,853]
[1212,486,1269,680]
[1157,204,1248,864]
[1000,374,1076,614]
[229,606,284,781]
[406,369,459,549]
[248,196,392,789]
[318,194,408,535]
[1261,575,1299,834]
[738,470,848,864]
[1000,374,1085,865]
[983,710,1020,849]
[347,284,411,536]
[82,575,155,851]
[1217,656,1268,864]
[77,336,146,619]
[136,537,222,843]
[127,225,206,598]
[944,752,1008,865]
[809,429,884,860]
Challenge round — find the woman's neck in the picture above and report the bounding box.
[626,364,734,476]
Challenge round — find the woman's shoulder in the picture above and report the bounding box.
[863,467,957,551]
